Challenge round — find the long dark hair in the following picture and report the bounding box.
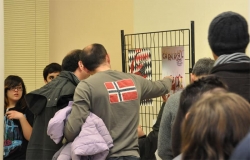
[4,75,27,110]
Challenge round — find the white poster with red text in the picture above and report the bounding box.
[162,46,185,94]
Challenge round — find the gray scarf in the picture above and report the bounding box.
[214,52,250,66]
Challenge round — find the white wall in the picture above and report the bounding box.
[49,0,134,71]
[133,0,249,61]
[49,1,249,69]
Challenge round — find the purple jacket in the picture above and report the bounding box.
[47,103,113,160]
[47,101,73,144]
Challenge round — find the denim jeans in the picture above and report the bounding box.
[107,156,140,160]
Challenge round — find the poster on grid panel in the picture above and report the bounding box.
[162,46,185,95]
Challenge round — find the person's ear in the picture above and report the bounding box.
[106,54,110,64]
[44,80,48,84]
[78,61,84,71]
[185,112,190,119]
[190,73,196,83]
[78,61,91,74]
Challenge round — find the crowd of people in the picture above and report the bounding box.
[3,11,250,160]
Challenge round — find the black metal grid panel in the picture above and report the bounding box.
[121,24,194,134]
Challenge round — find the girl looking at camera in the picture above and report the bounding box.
[4,75,34,160]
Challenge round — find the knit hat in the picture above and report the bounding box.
[208,11,249,56]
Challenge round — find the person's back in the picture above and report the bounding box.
[158,57,215,160]
[157,91,181,160]
[64,43,172,159]
[76,70,170,157]
[211,62,250,102]
[25,49,89,160]
[208,11,250,102]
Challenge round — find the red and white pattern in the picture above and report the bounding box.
[128,48,152,106]
[128,48,152,80]
[104,79,138,103]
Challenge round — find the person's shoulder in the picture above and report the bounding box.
[111,70,134,76]
[230,132,250,159]
[211,62,250,73]
[57,71,79,85]
[168,91,182,102]
[7,106,21,113]
[98,70,138,79]
[165,91,182,112]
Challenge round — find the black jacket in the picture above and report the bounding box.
[25,71,79,160]
[210,62,250,103]
[139,102,166,160]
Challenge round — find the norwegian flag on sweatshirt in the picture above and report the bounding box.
[104,79,138,103]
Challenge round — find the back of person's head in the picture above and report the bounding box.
[43,62,62,80]
[62,49,82,72]
[172,76,228,156]
[192,58,214,76]
[81,43,107,71]
[180,75,227,114]
[181,92,250,160]
[4,75,27,109]
[208,11,249,56]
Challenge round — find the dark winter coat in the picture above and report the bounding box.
[25,71,80,160]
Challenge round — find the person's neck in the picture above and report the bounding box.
[91,64,111,75]
[7,100,17,109]
[212,52,218,60]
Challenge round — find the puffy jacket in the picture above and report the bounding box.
[48,106,113,160]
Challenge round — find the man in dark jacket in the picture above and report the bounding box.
[138,96,167,160]
[208,11,250,102]
[25,49,89,160]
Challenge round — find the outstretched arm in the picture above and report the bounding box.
[135,75,172,100]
